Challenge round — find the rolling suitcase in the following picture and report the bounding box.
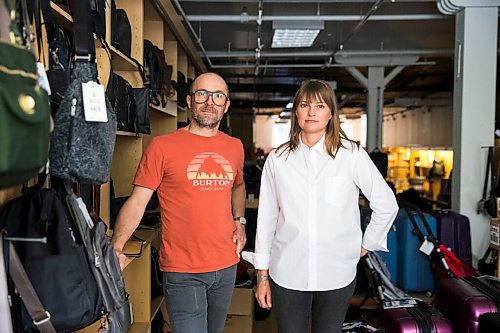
[431,210,472,264]
[378,301,453,333]
[434,277,499,333]
[359,206,398,285]
[377,224,398,285]
[394,209,437,293]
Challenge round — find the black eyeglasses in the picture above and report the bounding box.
[191,89,229,106]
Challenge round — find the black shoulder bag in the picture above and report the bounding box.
[49,0,116,184]
[478,146,497,217]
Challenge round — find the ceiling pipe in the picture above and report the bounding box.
[339,0,385,50]
[171,0,214,67]
[254,0,264,76]
[184,14,448,22]
[211,61,436,69]
[206,49,454,59]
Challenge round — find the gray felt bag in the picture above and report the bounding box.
[49,61,117,184]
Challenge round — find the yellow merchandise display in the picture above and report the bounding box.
[387,147,453,202]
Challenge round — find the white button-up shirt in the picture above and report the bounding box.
[242,136,398,291]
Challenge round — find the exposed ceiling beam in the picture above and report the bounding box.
[180,0,437,3]
[211,61,436,69]
[206,49,454,59]
[184,14,448,22]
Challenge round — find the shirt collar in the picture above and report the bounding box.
[299,133,327,156]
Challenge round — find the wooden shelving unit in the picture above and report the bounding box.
[33,1,202,332]
[105,1,200,331]
[0,0,204,332]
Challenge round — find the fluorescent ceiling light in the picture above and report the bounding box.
[272,21,324,48]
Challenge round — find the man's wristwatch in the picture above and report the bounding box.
[233,216,247,225]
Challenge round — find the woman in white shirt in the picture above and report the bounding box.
[242,79,398,333]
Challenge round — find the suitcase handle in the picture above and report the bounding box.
[399,201,436,242]
[400,201,455,278]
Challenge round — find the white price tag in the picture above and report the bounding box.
[36,62,51,95]
[419,237,434,256]
[82,81,107,122]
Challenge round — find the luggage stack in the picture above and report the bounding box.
[357,203,500,332]
[434,276,500,333]
[363,252,453,333]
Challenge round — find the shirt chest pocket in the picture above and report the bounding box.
[324,176,351,207]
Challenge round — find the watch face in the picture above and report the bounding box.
[236,217,247,225]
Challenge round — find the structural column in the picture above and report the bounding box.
[438,0,499,261]
[337,54,416,151]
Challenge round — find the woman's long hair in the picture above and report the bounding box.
[277,79,356,158]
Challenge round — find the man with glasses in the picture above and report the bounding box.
[112,72,247,333]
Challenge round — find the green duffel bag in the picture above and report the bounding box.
[0,41,50,189]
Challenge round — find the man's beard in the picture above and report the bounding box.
[191,106,222,129]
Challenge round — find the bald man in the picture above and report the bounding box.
[112,72,246,333]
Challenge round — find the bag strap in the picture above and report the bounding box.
[0,0,10,42]
[32,0,44,62]
[7,242,56,333]
[488,146,497,197]
[0,234,13,333]
[69,0,95,61]
[482,147,492,201]
[39,0,61,63]
[19,0,33,48]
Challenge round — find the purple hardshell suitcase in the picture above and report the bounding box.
[378,302,453,333]
[431,210,472,264]
[434,277,499,333]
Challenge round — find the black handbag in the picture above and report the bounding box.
[37,0,72,115]
[90,0,106,40]
[478,147,497,217]
[144,40,172,107]
[133,86,151,134]
[107,62,151,134]
[49,0,116,184]
[107,72,136,132]
[111,0,131,57]
[0,180,103,332]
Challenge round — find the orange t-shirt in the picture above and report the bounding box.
[134,129,244,273]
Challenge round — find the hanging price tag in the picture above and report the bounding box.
[36,62,51,95]
[82,81,107,122]
[419,237,434,256]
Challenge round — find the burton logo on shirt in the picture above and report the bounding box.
[187,152,234,191]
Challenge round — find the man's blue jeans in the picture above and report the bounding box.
[163,264,237,333]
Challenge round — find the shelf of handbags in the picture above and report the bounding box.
[38,0,195,333]
[1,0,199,332]
[49,0,183,138]
[50,1,138,71]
